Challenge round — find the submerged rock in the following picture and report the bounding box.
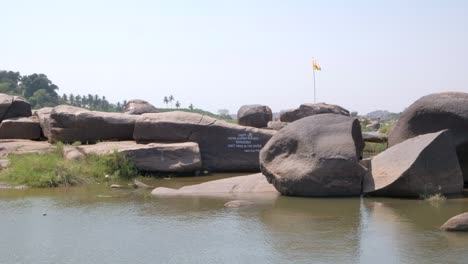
[237,104,272,128]
[46,105,138,143]
[279,103,350,122]
[134,111,275,172]
[363,130,463,197]
[123,99,159,115]
[224,200,254,208]
[65,141,202,173]
[151,173,278,196]
[260,114,365,197]
[441,212,468,232]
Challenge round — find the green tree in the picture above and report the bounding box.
[20,73,58,98]
[189,103,194,111]
[29,89,59,108]
[0,71,21,94]
[175,100,180,108]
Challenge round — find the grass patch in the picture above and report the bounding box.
[421,193,447,202]
[0,147,138,188]
[363,142,387,157]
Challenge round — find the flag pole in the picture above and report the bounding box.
[313,64,316,103]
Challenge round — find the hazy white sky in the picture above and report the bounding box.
[1,0,467,115]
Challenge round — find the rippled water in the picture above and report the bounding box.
[1,175,468,264]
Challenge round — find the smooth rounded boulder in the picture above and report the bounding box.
[46,105,138,143]
[388,92,468,183]
[388,92,468,146]
[237,104,272,128]
[134,111,275,172]
[363,130,463,197]
[279,103,350,122]
[123,99,159,115]
[0,93,32,122]
[441,212,468,232]
[260,113,365,197]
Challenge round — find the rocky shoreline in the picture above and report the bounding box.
[2,92,468,230]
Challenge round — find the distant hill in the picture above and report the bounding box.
[365,110,400,122]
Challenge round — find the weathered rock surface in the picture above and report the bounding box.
[0,117,41,139]
[267,121,288,131]
[33,107,53,139]
[260,114,365,197]
[362,131,388,143]
[237,104,272,128]
[134,111,275,172]
[441,212,468,232]
[123,99,159,115]
[46,105,138,143]
[151,173,278,196]
[64,141,202,173]
[279,103,350,122]
[387,92,468,183]
[0,94,32,122]
[0,139,55,157]
[363,130,463,197]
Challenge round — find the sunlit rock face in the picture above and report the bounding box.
[364,130,463,197]
[134,111,275,172]
[260,113,365,197]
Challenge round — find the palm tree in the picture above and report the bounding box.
[169,95,174,108]
[163,96,169,108]
[175,101,180,108]
[189,103,194,111]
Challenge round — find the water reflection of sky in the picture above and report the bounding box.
[1,185,468,264]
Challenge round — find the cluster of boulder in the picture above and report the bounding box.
[0,93,274,174]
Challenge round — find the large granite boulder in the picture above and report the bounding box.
[134,111,275,172]
[237,104,272,128]
[388,92,468,183]
[389,92,468,146]
[0,117,41,139]
[123,99,159,115]
[259,113,365,197]
[363,130,463,197]
[279,103,350,122]
[64,141,201,173]
[0,93,32,122]
[441,212,468,232]
[33,107,53,139]
[152,173,278,196]
[46,105,138,143]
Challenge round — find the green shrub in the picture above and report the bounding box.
[0,149,138,188]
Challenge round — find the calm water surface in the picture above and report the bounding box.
[1,174,468,264]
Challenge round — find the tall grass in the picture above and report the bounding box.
[0,147,138,188]
[363,142,387,157]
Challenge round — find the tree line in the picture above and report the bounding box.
[0,70,125,111]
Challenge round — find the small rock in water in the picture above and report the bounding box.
[224,200,254,208]
[110,184,123,189]
[104,175,110,180]
[132,179,152,189]
[441,212,468,232]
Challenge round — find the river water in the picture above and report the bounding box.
[1,174,468,264]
